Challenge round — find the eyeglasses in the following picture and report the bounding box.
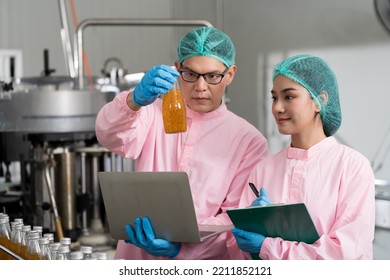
[179,65,229,85]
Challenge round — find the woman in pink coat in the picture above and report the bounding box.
[228,54,375,259]
[95,27,268,259]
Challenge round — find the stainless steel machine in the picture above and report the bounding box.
[0,0,212,251]
[0,72,116,241]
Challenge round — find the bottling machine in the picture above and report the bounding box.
[0,0,212,253]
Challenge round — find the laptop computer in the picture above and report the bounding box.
[98,171,232,243]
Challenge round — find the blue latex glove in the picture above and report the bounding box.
[231,228,265,254]
[125,217,181,258]
[251,187,272,206]
[133,65,179,106]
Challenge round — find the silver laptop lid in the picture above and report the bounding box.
[98,171,204,243]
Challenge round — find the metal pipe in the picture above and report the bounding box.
[54,150,76,233]
[75,18,213,89]
[91,153,100,220]
[58,0,76,77]
[111,152,116,172]
[80,152,88,234]
[44,162,64,241]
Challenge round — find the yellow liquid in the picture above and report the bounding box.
[7,241,20,259]
[0,236,16,260]
[162,89,187,134]
[27,252,41,260]
[18,244,28,260]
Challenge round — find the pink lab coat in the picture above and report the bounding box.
[227,136,375,260]
[95,90,268,259]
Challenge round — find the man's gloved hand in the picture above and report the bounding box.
[125,217,181,258]
[231,228,265,254]
[133,65,179,106]
[251,187,272,206]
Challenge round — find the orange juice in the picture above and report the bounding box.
[162,82,187,134]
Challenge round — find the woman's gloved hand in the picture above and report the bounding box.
[251,187,272,206]
[133,65,179,106]
[125,217,181,258]
[231,228,265,254]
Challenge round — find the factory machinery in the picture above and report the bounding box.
[0,0,211,254]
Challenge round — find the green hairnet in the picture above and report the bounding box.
[177,27,235,67]
[272,54,341,136]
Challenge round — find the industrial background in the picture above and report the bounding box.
[1,0,390,259]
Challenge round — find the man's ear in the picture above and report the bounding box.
[174,61,180,70]
[225,65,237,85]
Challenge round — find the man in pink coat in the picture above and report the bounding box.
[95,26,268,259]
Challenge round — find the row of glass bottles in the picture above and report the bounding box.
[1,213,107,260]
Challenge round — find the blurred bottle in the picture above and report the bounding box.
[60,237,71,247]
[43,233,54,244]
[49,242,61,260]
[38,237,51,260]
[57,245,70,260]
[13,218,23,225]
[80,245,93,260]
[19,225,31,259]
[26,231,41,260]
[70,251,84,260]
[33,226,43,238]
[0,217,13,259]
[10,223,23,258]
[1,214,11,234]
[162,80,187,134]
[95,251,108,260]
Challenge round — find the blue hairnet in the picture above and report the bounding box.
[177,27,235,67]
[272,54,341,136]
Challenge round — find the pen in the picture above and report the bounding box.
[248,182,260,197]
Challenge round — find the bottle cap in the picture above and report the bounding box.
[58,245,70,253]
[22,225,31,232]
[70,251,84,260]
[33,226,43,232]
[49,242,61,251]
[95,252,108,260]
[60,237,71,245]
[38,237,50,245]
[43,233,54,242]
[80,246,93,254]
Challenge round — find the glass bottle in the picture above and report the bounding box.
[70,251,84,260]
[162,80,187,134]
[13,218,23,225]
[10,221,19,233]
[49,242,61,260]
[95,252,108,260]
[60,237,71,247]
[33,226,43,238]
[38,237,51,260]
[43,233,54,244]
[56,245,70,260]
[10,223,23,258]
[19,225,31,259]
[1,214,11,234]
[0,217,13,260]
[60,237,71,256]
[26,231,41,260]
[80,245,93,260]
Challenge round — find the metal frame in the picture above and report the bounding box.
[74,18,213,89]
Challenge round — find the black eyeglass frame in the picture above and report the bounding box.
[178,64,229,85]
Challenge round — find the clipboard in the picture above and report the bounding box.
[227,203,319,259]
